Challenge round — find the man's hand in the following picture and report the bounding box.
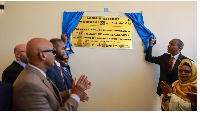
[71,74,89,98]
[150,37,156,46]
[160,81,173,97]
[80,92,89,102]
[185,84,197,107]
[86,81,92,90]
[61,33,68,44]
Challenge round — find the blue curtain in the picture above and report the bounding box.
[125,13,156,52]
[62,11,84,56]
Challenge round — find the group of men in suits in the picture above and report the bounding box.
[1,36,194,110]
[2,33,91,110]
[12,38,89,110]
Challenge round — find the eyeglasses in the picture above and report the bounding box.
[61,58,68,61]
[38,49,56,56]
[19,51,26,52]
[178,69,191,73]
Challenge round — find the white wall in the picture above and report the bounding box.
[0,1,197,111]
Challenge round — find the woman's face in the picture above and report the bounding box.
[178,65,192,82]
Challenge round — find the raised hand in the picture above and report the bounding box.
[61,33,68,44]
[150,37,156,46]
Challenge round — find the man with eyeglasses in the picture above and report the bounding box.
[12,38,89,110]
[2,44,27,85]
[46,38,68,92]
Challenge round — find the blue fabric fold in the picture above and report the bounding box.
[62,11,84,56]
[125,13,156,52]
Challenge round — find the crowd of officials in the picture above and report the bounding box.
[0,35,197,111]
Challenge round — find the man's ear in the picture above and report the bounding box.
[38,52,46,61]
[178,47,182,52]
[15,52,21,58]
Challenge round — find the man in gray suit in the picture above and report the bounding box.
[12,38,89,111]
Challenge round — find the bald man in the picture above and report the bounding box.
[2,44,27,85]
[12,38,89,111]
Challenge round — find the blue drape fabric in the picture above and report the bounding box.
[125,13,156,52]
[62,11,84,56]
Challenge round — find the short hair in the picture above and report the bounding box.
[49,38,63,48]
[14,46,18,53]
[173,39,184,50]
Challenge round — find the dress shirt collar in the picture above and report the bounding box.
[28,63,46,78]
[171,52,180,60]
[54,60,61,67]
[15,60,26,68]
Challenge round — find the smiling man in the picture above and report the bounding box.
[145,38,189,96]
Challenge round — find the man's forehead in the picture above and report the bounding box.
[57,41,65,47]
[18,45,26,50]
[170,39,179,44]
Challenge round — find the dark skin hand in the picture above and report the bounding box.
[61,33,68,44]
[71,75,89,98]
[149,37,156,46]
[80,92,89,102]
[185,84,197,107]
[160,81,173,102]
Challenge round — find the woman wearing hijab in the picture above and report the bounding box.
[160,59,197,111]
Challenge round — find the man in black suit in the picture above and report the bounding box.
[145,38,188,96]
[2,44,27,85]
[46,39,68,92]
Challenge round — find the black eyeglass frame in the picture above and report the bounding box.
[38,49,56,56]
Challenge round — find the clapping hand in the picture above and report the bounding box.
[71,74,88,98]
[185,84,197,107]
[160,81,173,97]
[80,92,89,102]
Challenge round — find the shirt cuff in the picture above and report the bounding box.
[71,94,80,103]
[69,89,71,95]
[69,89,80,103]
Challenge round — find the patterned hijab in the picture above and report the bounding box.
[173,59,197,102]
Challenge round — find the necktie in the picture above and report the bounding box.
[58,66,64,83]
[168,56,174,73]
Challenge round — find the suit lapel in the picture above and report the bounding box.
[54,63,63,79]
[45,77,63,106]
[172,53,183,71]
[25,64,63,106]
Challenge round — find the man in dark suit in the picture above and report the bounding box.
[46,38,68,92]
[2,44,27,85]
[145,38,188,96]
[12,38,89,110]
